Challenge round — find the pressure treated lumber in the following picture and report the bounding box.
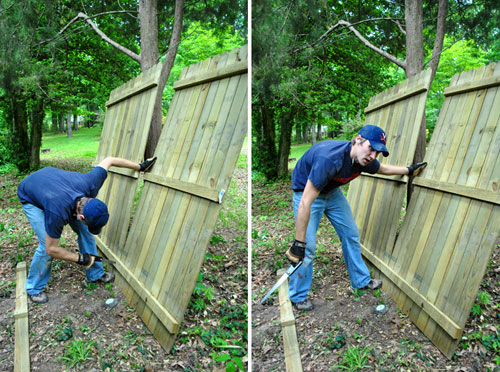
[349,62,500,358]
[14,262,29,372]
[95,45,248,352]
[277,269,303,372]
[347,68,433,266]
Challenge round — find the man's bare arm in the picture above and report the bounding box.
[295,180,321,242]
[45,235,94,269]
[97,157,140,172]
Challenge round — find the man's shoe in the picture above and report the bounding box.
[292,298,314,311]
[364,278,382,290]
[89,272,115,284]
[29,292,48,304]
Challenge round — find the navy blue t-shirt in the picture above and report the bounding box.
[292,140,380,193]
[17,166,107,239]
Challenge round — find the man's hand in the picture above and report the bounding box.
[407,162,427,177]
[139,157,157,172]
[77,253,95,270]
[285,240,306,266]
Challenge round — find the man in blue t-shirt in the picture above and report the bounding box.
[286,125,427,311]
[17,156,157,303]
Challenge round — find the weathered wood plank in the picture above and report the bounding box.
[444,70,500,96]
[173,60,247,91]
[95,236,180,333]
[277,269,303,372]
[143,173,221,202]
[14,262,30,372]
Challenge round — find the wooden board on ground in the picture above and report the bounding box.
[277,269,303,372]
[14,262,29,372]
[347,69,432,277]
[386,62,500,357]
[96,45,248,351]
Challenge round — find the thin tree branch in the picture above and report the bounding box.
[294,17,404,54]
[337,20,406,69]
[118,0,138,19]
[427,0,447,79]
[76,12,140,62]
[159,0,184,66]
[0,0,15,15]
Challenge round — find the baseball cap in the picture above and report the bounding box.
[358,125,389,157]
[83,198,109,235]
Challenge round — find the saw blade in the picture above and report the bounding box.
[260,261,303,304]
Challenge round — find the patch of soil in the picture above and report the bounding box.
[0,164,247,371]
[251,179,500,372]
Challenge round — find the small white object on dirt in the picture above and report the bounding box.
[374,304,388,314]
[105,298,118,308]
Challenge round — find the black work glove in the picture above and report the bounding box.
[139,156,157,172]
[407,162,427,177]
[285,240,306,266]
[77,253,95,269]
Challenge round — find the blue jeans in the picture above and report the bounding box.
[22,203,104,295]
[289,187,371,303]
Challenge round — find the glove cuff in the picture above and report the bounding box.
[77,253,91,266]
[139,157,157,172]
[290,239,306,257]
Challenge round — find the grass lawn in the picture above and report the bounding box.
[41,127,248,169]
[41,126,102,162]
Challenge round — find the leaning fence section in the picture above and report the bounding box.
[111,45,248,350]
[95,63,163,253]
[347,69,432,267]
[386,62,500,357]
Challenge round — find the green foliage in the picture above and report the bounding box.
[471,290,492,317]
[57,338,96,369]
[425,37,489,137]
[333,346,372,371]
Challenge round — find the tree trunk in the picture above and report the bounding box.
[295,122,302,143]
[277,110,295,178]
[260,105,278,180]
[311,119,317,145]
[139,0,159,71]
[67,111,73,137]
[30,99,44,169]
[58,112,64,133]
[73,113,78,131]
[404,0,424,78]
[10,95,30,172]
[145,0,184,158]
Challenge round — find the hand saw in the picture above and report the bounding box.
[260,260,303,304]
[91,254,116,265]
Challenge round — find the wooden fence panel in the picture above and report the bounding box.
[94,63,163,253]
[97,45,248,350]
[349,63,500,357]
[387,62,500,357]
[347,69,432,266]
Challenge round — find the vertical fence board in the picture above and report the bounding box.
[349,62,500,358]
[96,45,248,351]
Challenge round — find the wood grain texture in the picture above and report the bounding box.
[353,62,500,358]
[14,262,29,372]
[277,269,303,372]
[112,45,248,352]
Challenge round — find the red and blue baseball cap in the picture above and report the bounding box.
[358,125,389,157]
[83,198,109,235]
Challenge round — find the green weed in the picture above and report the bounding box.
[57,338,96,369]
[332,346,371,371]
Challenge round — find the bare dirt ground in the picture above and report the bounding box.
[251,179,500,372]
[0,160,248,371]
